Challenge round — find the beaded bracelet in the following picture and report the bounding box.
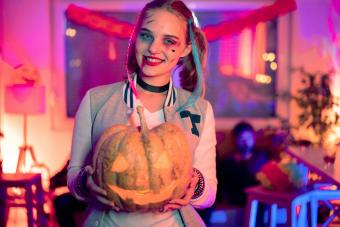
[192,168,205,200]
[75,167,89,198]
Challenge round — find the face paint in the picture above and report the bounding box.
[135,9,190,81]
[139,30,153,44]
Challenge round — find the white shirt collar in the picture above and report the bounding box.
[122,73,177,109]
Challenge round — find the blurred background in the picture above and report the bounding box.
[0,0,339,226]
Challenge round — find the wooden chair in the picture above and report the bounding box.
[0,173,47,227]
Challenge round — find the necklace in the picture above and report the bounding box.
[137,75,170,93]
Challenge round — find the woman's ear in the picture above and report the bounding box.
[180,44,192,58]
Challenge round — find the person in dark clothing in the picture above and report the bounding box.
[218,121,269,207]
[198,122,269,226]
[53,193,87,227]
[50,160,87,227]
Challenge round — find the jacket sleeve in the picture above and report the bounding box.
[191,102,217,209]
[67,91,93,201]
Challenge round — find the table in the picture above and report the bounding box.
[286,146,340,226]
[244,185,314,227]
[286,146,340,187]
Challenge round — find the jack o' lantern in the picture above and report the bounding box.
[93,106,192,212]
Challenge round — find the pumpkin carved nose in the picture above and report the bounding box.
[111,154,129,173]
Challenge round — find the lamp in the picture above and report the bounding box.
[4,84,46,173]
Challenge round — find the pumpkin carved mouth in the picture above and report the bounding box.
[109,181,177,205]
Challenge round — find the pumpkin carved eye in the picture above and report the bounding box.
[111,153,129,173]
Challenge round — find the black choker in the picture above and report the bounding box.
[137,76,170,93]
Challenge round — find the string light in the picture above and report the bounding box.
[270,62,278,71]
[65,28,77,38]
[256,73,272,84]
[267,52,276,62]
[262,53,268,61]
[69,59,81,68]
[262,52,276,62]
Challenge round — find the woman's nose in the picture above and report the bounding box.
[148,39,162,54]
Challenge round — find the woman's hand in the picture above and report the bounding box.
[83,166,120,212]
[161,171,199,212]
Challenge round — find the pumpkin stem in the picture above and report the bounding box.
[136,106,148,133]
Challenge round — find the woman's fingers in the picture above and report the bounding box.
[96,196,120,212]
[182,173,199,201]
[96,195,113,206]
[86,176,107,196]
[161,173,200,212]
[84,165,94,174]
[165,191,191,209]
[190,173,199,188]
[83,165,119,211]
[87,175,120,211]
[83,166,107,196]
[162,203,181,212]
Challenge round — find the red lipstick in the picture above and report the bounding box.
[143,56,163,66]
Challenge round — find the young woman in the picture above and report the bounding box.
[67,0,217,226]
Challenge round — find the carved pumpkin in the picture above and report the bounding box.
[93,106,192,211]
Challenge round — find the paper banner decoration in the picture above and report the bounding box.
[66,0,296,41]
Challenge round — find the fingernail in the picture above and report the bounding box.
[112,206,119,212]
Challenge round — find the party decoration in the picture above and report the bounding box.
[203,0,297,41]
[92,106,192,211]
[66,0,297,41]
[256,161,308,192]
[66,4,133,39]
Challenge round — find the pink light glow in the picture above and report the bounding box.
[253,23,267,75]
[5,84,46,114]
[218,23,267,79]
[239,28,253,78]
[218,36,238,76]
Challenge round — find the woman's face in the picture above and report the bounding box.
[135,9,191,81]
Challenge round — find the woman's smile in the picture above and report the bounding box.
[143,55,165,66]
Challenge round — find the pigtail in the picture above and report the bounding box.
[177,20,208,112]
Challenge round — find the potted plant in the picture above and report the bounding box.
[290,68,339,147]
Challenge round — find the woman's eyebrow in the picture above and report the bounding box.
[141,28,179,39]
[164,34,179,40]
[140,28,152,34]
[140,27,180,44]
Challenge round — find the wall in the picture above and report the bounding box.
[0,0,337,176]
[290,0,338,142]
[0,0,72,174]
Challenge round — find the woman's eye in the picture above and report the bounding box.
[164,39,176,46]
[139,32,153,42]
